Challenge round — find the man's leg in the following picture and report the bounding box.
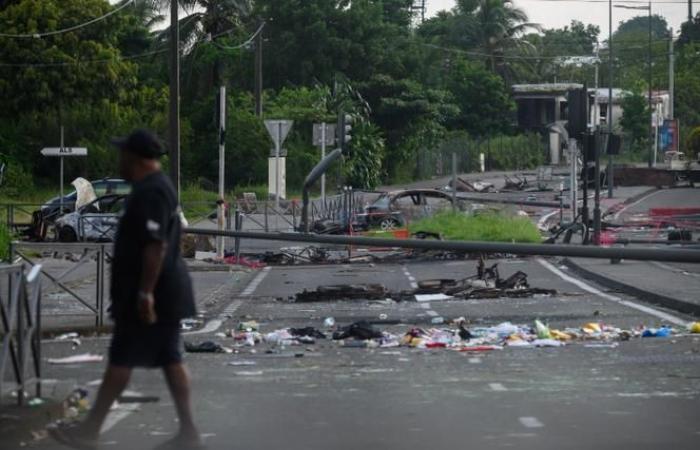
[163,363,200,442]
[82,364,132,437]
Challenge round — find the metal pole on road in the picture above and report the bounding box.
[185,228,700,264]
[217,86,226,259]
[321,123,326,205]
[275,123,281,209]
[451,152,457,213]
[59,125,64,213]
[608,0,614,199]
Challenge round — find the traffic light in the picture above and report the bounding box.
[337,113,353,152]
[566,86,588,139]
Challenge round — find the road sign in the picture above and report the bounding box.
[40,147,88,157]
[269,148,288,157]
[264,120,293,148]
[312,123,336,146]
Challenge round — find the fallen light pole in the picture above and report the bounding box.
[185,228,700,264]
[301,148,343,233]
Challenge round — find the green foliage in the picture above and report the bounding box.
[686,127,700,158]
[344,121,385,189]
[0,222,11,262]
[0,159,33,197]
[620,90,650,148]
[408,211,541,243]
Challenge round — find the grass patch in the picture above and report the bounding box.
[0,222,13,261]
[408,212,542,243]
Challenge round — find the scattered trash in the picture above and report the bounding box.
[184,341,231,353]
[323,317,336,327]
[431,317,445,325]
[181,318,203,331]
[289,327,326,339]
[689,322,700,334]
[641,327,671,338]
[48,354,104,365]
[535,320,551,339]
[379,313,388,320]
[415,294,452,302]
[238,320,259,331]
[332,321,384,340]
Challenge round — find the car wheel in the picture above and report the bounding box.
[58,226,78,242]
[379,217,400,231]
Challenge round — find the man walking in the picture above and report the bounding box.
[49,129,202,449]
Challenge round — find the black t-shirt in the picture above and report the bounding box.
[110,171,195,324]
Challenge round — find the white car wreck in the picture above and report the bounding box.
[54,194,127,242]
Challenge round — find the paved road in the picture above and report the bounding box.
[31,257,700,450]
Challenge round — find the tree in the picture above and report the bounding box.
[619,89,650,150]
[678,13,700,47]
[444,58,513,135]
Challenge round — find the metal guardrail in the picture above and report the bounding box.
[185,228,700,263]
[0,264,42,406]
[10,242,110,328]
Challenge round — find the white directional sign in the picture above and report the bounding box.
[264,120,293,147]
[313,123,336,147]
[41,147,88,157]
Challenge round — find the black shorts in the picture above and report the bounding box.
[109,321,183,368]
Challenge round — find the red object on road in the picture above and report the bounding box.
[425,342,447,348]
[649,207,700,217]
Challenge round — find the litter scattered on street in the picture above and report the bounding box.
[47,354,104,365]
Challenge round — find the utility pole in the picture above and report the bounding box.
[608,0,614,198]
[689,0,694,22]
[254,21,264,118]
[648,1,654,168]
[669,27,675,120]
[60,125,64,212]
[320,123,327,204]
[169,0,181,199]
[216,86,226,259]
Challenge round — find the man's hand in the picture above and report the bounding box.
[137,291,157,325]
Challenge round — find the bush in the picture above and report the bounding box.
[686,126,700,158]
[408,211,542,243]
[0,222,12,262]
[0,161,33,197]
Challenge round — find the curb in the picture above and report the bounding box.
[601,186,659,219]
[562,257,700,318]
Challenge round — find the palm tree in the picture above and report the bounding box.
[469,0,540,75]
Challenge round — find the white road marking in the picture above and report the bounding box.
[419,303,431,309]
[185,267,271,336]
[519,417,544,428]
[612,189,661,220]
[402,266,419,289]
[101,390,143,433]
[537,258,687,326]
[489,383,508,392]
[426,310,439,317]
[241,266,272,295]
[468,357,482,364]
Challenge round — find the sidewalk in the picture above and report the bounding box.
[564,257,700,317]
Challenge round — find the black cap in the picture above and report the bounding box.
[111,129,165,159]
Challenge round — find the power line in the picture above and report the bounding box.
[0,0,134,39]
[209,22,265,51]
[520,0,688,4]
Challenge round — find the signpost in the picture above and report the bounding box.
[313,123,336,204]
[264,120,293,208]
[41,127,88,213]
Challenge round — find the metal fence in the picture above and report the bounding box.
[10,242,110,328]
[0,263,42,406]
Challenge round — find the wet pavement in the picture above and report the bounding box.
[25,257,700,450]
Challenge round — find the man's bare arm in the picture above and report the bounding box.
[137,241,167,324]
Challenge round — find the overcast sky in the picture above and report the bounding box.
[426,0,691,36]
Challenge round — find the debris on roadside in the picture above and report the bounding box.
[47,354,104,365]
[294,284,388,302]
[184,341,232,353]
[448,177,495,193]
[688,322,700,334]
[181,318,203,331]
[290,259,556,303]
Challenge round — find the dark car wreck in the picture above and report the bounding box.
[311,189,460,234]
